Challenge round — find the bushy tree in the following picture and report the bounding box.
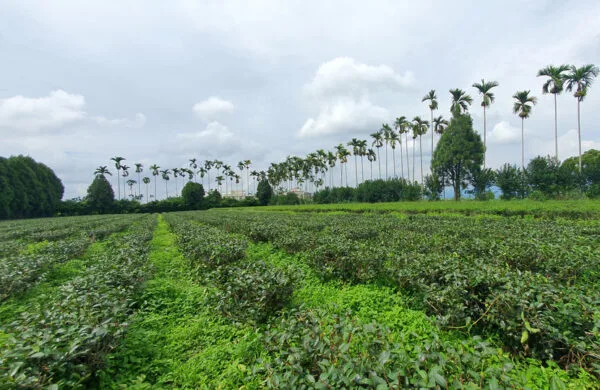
[86,174,115,213]
[432,114,484,200]
[496,163,524,199]
[181,182,205,209]
[423,174,443,200]
[256,179,273,206]
[205,189,222,208]
[470,167,495,200]
[527,156,561,197]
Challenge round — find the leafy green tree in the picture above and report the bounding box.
[470,167,495,200]
[424,173,443,200]
[513,90,537,171]
[87,174,115,213]
[256,178,273,206]
[432,114,484,200]
[564,64,599,172]
[495,163,523,199]
[472,79,499,168]
[526,156,562,198]
[537,65,570,160]
[181,181,205,209]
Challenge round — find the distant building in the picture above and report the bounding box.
[290,187,312,199]
[223,190,247,200]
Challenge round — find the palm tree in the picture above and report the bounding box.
[357,140,367,183]
[381,123,393,180]
[472,79,499,168]
[160,169,171,198]
[564,64,599,172]
[244,160,252,195]
[120,165,130,189]
[367,149,376,180]
[512,90,538,171]
[449,89,473,116]
[150,164,160,200]
[189,158,198,182]
[335,144,349,187]
[394,116,408,179]
[388,130,400,178]
[326,151,337,188]
[172,168,180,196]
[412,116,429,186]
[433,115,449,137]
[370,130,384,179]
[537,65,569,161]
[142,176,151,203]
[110,156,125,200]
[422,90,438,160]
[134,163,143,197]
[126,179,136,198]
[250,170,259,194]
[204,160,213,190]
[348,138,361,187]
[94,166,111,177]
[215,175,224,192]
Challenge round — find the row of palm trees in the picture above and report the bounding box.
[93,64,598,200]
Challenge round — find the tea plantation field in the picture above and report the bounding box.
[2,203,600,388]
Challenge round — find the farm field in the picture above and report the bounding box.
[1,204,600,388]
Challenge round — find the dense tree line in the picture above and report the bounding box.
[0,155,64,219]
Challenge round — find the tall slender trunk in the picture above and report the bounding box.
[483,105,487,169]
[419,135,424,187]
[145,184,148,204]
[405,134,410,181]
[521,117,525,172]
[165,180,168,198]
[360,157,364,183]
[137,173,141,198]
[208,172,211,191]
[400,144,404,180]
[354,155,358,188]
[577,99,582,173]
[345,162,348,187]
[412,139,416,183]
[116,168,121,200]
[430,110,434,171]
[385,143,388,180]
[370,161,373,180]
[554,93,558,161]
[175,178,178,197]
[392,148,396,178]
[377,148,381,179]
[340,163,343,187]
[246,170,250,196]
[154,177,157,201]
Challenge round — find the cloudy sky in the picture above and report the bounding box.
[1,0,599,199]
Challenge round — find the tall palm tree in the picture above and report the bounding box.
[388,130,400,178]
[537,65,569,161]
[367,149,376,180]
[172,168,180,196]
[381,123,393,180]
[357,140,367,183]
[472,79,499,168]
[449,89,473,117]
[134,163,143,197]
[433,115,449,137]
[204,160,213,190]
[94,166,111,177]
[244,160,252,195]
[348,138,361,187]
[110,156,125,200]
[335,144,349,187]
[142,176,151,203]
[160,169,171,198]
[126,179,136,198]
[150,164,160,201]
[370,130,384,179]
[422,90,438,159]
[394,116,408,179]
[215,175,224,192]
[564,64,599,172]
[120,165,130,191]
[512,90,538,171]
[412,116,429,186]
[189,158,198,182]
[326,151,337,188]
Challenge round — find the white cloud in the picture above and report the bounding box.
[192,97,235,121]
[488,121,521,144]
[0,90,86,133]
[298,57,413,138]
[299,97,389,138]
[92,113,147,128]
[176,121,240,157]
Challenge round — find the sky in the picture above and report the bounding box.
[1,0,600,200]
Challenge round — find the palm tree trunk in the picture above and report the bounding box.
[385,143,388,180]
[340,164,343,187]
[345,163,348,187]
[400,145,404,180]
[554,93,558,161]
[521,117,525,172]
[405,134,410,181]
[377,148,381,179]
[577,99,582,173]
[420,135,424,187]
[354,155,358,188]
[360,157,364,183]
[430,110,434,170]
[412,139,416,183]
[175,179,178,197]
[392,149,396,178]
[370,161,373,180]
[145,184,148,204]
[154,178,157,201]
[483,105,487,169]
[246,170,250,196]
[137,173,141,197]
[116,168,121,200]
[165,180,168,198]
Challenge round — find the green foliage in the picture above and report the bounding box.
[272,191,301,205]
[0,155,64,219]
[527,155,563,197]
[257,179,274,206]
[181,181,205,208]
[424,173,443,200]
[470,167,496,200]
[313,180,422,204]
[432,114,484,200]
[86,174,115,213]
[496,163,525,199]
